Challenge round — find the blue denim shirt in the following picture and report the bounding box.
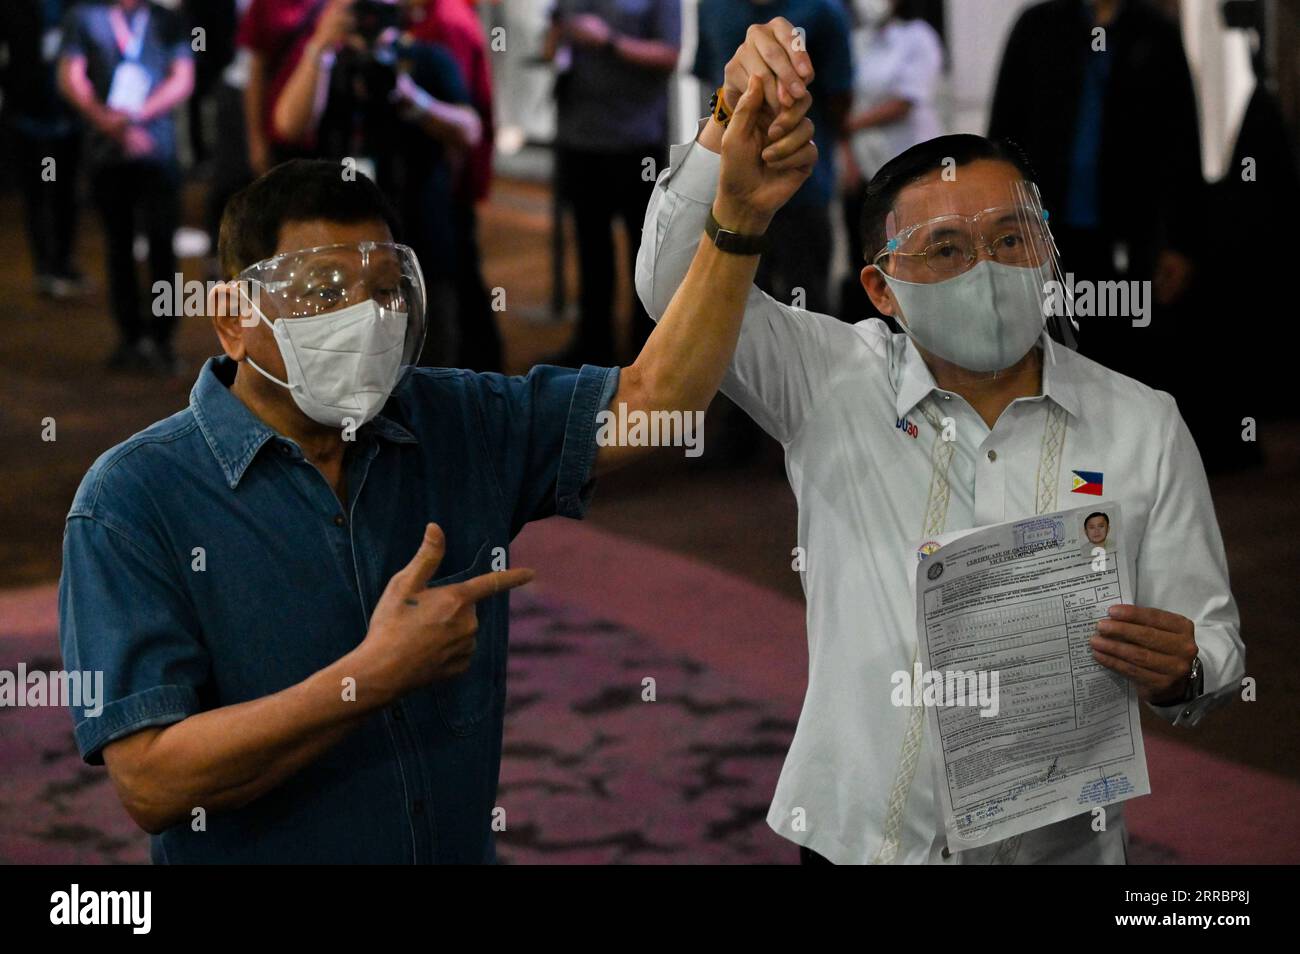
[58,356,619,863]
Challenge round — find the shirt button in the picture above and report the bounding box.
[279,443,292,456]
[333,513,346,527]
[987,450,998,462]
[411,800,425,816]
[391,706,405,722]
[941,847,951,859]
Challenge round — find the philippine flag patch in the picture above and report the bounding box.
[1071,470,1104,495]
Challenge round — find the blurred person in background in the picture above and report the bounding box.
[248,0,483,366]
[198,0,258,281]
[181,0,239,167]
[239,0,329,174]
[838,0,943,322]
[694,0,852,317]
[544,0,681,368]
[692,0,851,465]
[407,0,503,371]
[989,0,1203,387]
[0,0,89,301]
[58,0,195,374]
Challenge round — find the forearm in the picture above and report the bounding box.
[405,89,482,150]
[108,646,392,832]
[272,42,332,144]
[635,119,727,323]
[136,63,195,124]
[59,60,115,134]
[244,55,268,154]
[598,234,759,473]
[611,36,679,73]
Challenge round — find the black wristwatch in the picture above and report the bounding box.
[705,208,769,256]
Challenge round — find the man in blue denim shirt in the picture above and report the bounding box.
[59,96,820,862]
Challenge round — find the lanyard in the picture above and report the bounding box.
[108,5,151,63]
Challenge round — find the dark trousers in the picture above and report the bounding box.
[557,145,666,365]
[756,201,833,317]
[12,124,81,278]
[451,200,503,372]
[91,159,181,348]
[204,81,254,262]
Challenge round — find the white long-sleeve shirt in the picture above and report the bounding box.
[634,135,1246,865]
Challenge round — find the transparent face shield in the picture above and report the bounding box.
[233,241,428,427]
[237,240,427,371]
[870,178,1078,367]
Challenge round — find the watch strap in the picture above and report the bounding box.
[705,208,769,256]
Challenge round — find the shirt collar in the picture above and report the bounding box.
[190,356,418,489]
[891,330,1081,421]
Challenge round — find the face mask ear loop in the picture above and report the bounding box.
[239,285,300,393]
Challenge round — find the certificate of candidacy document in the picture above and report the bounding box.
[912,501,1150,852]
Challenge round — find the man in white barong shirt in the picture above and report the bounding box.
[633,19,1245,864]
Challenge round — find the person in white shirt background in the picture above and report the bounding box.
[634,17,1245,864]
[839,0,944,321]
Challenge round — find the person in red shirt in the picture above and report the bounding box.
[238,0,332,173]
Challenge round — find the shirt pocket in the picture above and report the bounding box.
[428,538,501,736]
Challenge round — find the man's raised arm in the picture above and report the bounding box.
[635,18,817,321]
[594,72,816,473]
[623,18,867,450]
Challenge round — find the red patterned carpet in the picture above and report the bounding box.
[1,519,1296,864]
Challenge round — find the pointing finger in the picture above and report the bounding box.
[454,567,537,604]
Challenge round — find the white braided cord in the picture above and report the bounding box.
[871,395,1068,865]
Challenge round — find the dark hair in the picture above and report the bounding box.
[858,134,1037,261]
[218,159,403,277]
[1085,512,1110,525]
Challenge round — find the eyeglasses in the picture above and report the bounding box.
[872,206,1052,278]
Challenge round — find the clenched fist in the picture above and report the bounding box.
[713,74,818,235]
[723,18,816,141]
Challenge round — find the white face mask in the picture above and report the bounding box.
[244,298,409,428]
[881,260,1048,373]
